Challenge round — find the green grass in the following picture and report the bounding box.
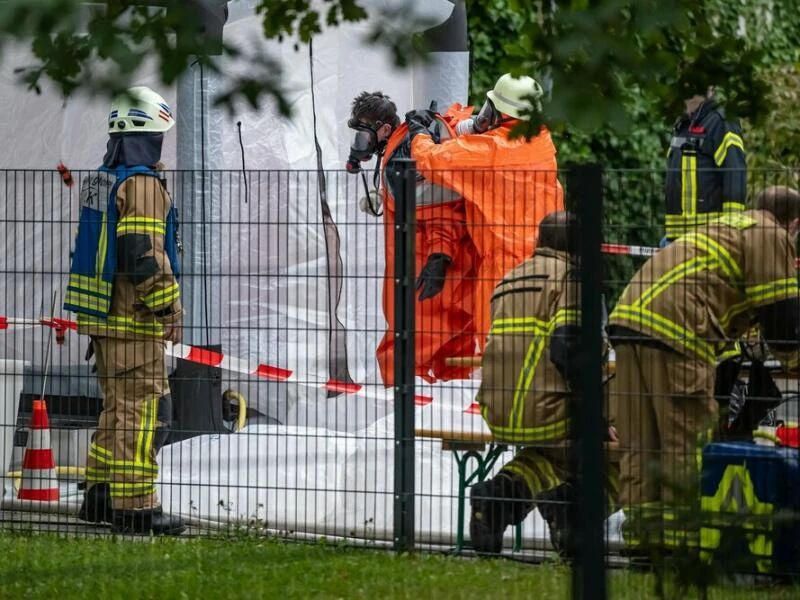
[0,533,797,599]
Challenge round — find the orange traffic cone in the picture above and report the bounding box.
[18,399,60,501]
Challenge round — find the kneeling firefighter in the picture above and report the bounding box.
[65,86,185,535]
[470,211,619,557]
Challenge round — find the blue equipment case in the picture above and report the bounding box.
[700,441,800,576]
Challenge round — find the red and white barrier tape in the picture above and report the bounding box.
[0,314,437,408]
[600,242,659,257]
[602,242,800,268]
[1,237,796,415]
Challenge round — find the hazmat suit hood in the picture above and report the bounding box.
[102,132,164,168]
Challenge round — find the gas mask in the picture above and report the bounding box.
[346,118,387,173]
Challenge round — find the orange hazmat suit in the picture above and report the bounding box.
[376,104,563,385]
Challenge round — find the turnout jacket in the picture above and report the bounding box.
[64,166,182,339]
[477,248,580,444]
[665,100,746,240]
[610,210,799,369]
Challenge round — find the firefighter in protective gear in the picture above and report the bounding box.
[409,73,564,350]
[66,86,185,535]
[349,91,479,384]
[469,212,619,556]
[608,186,800,554]
[664,86,746,242]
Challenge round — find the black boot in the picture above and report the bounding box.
[537,483,575,559]
[76,483,113,524]
[111,507,187,536]
[469,472,533,555]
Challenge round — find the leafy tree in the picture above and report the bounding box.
[0,0,433,114]
[0,0,789,130]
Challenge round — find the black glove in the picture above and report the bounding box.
[405,109,437,141]
[416,253,452,300]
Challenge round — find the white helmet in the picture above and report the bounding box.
[108,86,175,134]
[486,73,544,119]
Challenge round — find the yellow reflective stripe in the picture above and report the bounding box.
[64,290,111,313]
[136,396,157,466]
[107,465,160,478]
[681,154,697,215]
[719,299,752,331]
[551,308,580,329]
[610,305,716,364]
[634,256,716,308]
[682,232,743,283]
[716,341,742,363]
[490,325,543,335]
[509,336,546,428]
[492,317,548,329]
[714,213,757,230]
[745,278,799,306]
[722,202,746,212]
[142,284,180,310]
[90,442,112,458]
[109,482,156,498]
[118,216,166,235]
[713,131,745,166]
[85,467,110,482]
[68,274,112,296]
[503,453,561,495]
[96,211,108,275]
[665,213,721,225]
[77,315,164,336]
[487,418,570,443]
[665,213,726,238]
[700,465,773,567]
[88,451,159,475]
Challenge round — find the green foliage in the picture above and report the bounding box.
[465,0,800,303]
[0,0,436,113]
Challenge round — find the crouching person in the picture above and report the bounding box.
[469,210,618,556]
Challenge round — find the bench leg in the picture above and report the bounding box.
[451,444,508,553]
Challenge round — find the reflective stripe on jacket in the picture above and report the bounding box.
[610,210,799,367]
[477,248,579,444]
[665,101,746,240]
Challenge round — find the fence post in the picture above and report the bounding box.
[393,158,417,552]
[568,163,606,600]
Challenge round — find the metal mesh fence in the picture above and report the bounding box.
[0,165,799,590]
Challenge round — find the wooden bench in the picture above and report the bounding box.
[415,425,621,554]
[414,427,523,553]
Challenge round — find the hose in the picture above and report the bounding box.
[222,389,248,432]
[5,465,86,493]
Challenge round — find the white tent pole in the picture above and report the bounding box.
[176,61,224,347]
[412,0,470,110]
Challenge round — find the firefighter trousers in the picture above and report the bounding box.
[614,343,717,549]
[501,444,620,514]
[85,336,172,510]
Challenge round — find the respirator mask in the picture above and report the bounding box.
[345,118,387,217]
[454,98,508,136]
[346,118,387,173]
